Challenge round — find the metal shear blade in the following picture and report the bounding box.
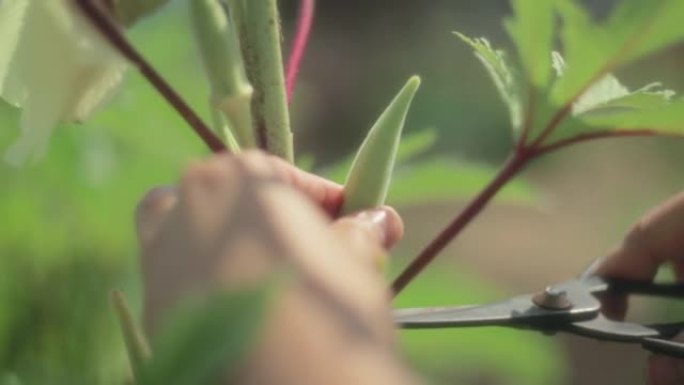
[395,293,597,330]
[395,278,602,330]
[393,276,684,358]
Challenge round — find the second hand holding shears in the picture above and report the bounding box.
[394,275,684,358]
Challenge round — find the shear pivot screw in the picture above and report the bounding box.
[533,287,572,310]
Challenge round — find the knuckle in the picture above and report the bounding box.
[236,150,284,181]
[623,219,649,251]
[137,186,177,218]
[180,158,231,191]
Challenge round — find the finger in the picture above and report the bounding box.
[589,193,684,319]
[648,350,684,385]
[135,186,179,246]
[647,302,684,384]
[596,192,684,281]
[234,150,344,216]
[330,207,403,268]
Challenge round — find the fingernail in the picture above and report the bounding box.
[353,207,404,249]
[354,208,389,246]
[579,256,605,278]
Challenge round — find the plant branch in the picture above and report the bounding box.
[75,0,227,153]
[534,129,675,156]
[285,0,315,103]
[392,151,533,296]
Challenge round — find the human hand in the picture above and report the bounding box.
[590,192,684,385]
[135,150,418,385]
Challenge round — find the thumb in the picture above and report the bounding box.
[330,207,403,268]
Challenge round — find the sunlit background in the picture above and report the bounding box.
[2,1,684,384]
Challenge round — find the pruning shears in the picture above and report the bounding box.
[394,275,684,358]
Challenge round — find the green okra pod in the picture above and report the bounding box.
[341,75,421,215]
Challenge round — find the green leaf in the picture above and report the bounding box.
[503,0,555,88]
[455,33,523,134]
[542,53,678,143]
[340,76,421,214]
[140,287,270,385]
[552,0,684,105]
[581,98,684,133]
[112,290,152,383]
[577,82,674,116]
[388,158,538,207]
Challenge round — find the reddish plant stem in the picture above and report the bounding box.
[392,150,534,296]
[392,128,674,296]
[534,129,668,156]
[285,0,315,102]
[75,0,227,154]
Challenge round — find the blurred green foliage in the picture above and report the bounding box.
[3,0,682,384]
[0,5,208,383]
[0,2,552,384]
[141,286,270,385]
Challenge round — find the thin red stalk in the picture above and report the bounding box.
[535,129,670,156]
[75,0,227,153]
[285,0,315,102]
[392,151,533,296]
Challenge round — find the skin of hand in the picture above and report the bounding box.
[135,151,420,385]
[590,192,684,385]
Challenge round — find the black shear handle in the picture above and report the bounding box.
[642,338,684,359]
[604,277,684,298]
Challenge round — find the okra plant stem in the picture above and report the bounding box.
[238,0,294,162]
